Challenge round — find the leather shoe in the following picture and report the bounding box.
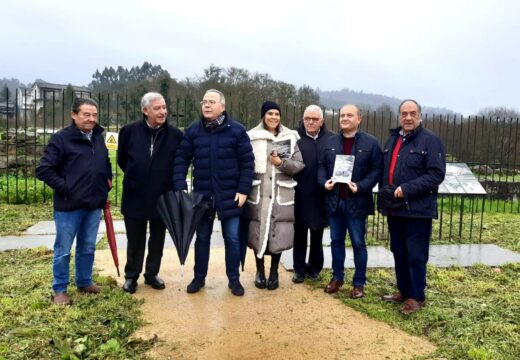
[381,292,406,303]
[350,286,365,299]
[53,292,71,305]
[78,283,101,294]
[255,271,267,289]
[122,279,137,294]
[324,279,344,294]
[187,277,205,294]
[228,280,245,296]
[292,272,305,283]
[400,298,425,315]
[144,276,165,290]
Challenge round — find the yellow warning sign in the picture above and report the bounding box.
[105,132,119,150]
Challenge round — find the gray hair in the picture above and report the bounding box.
[398,99,422,115]
[141,92,165,111]
[204,89,226,105]
[303,104,323,119]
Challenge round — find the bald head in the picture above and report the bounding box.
[339,104,361,137]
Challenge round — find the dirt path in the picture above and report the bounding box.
[95,248,435,359]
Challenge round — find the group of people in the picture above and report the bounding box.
[37,89,445,315]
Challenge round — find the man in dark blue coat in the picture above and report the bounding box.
[318,104,383,298]
[292,105,334,283]
[379,99,446,314]
[117,92,183,294]
[36,97,112,305]
[174,89,254,296]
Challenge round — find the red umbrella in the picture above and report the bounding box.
[103,200,120,277]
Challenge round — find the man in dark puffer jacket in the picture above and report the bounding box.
[174,89,254,296]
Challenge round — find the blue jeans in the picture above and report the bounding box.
[387,216,431,302]
[53,208,101,293]
[194,208,241,282]
[328,199,367,285]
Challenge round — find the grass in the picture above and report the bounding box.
[1,202,519,359]
[0,248,155,359]
[311,263,520,360]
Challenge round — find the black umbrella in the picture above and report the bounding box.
[157,190,210,271]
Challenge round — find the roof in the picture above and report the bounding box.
[32,81,91,92]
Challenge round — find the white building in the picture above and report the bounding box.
[16,82,91,112]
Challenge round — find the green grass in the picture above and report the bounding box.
[0,248,155,359]
[312,263,520,360]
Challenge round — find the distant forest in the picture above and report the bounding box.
[1,62,518,121]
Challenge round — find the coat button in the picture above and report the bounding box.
[269,195,272,199]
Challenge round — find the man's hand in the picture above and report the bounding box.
[348,181,358,193]
[235,192,247,207]
[394,186,404,198]
[324,179,336,191]
[108,179,113,190]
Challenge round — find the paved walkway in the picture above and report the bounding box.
[2,221,520,268]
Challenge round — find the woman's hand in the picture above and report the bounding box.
[269,151,283,166]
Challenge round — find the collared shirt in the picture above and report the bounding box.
[305,128,320,140]
[81,130,93,141]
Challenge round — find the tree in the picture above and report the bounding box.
[478,106,520,120]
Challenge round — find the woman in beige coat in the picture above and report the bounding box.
[246,101,305,290]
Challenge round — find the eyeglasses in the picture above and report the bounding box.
[303,117,321,123]
[200,100,218,106]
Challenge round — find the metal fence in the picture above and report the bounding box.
[1,90,519,240]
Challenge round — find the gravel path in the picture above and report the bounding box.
[95,248,435,359]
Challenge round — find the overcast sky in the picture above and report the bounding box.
[2,0,518,115]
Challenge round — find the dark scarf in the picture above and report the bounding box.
[204,113,225,131]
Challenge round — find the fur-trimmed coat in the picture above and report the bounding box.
[246,123,305,257]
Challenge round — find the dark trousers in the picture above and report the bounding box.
[387,216,432,302]
[293,223,324,276]
[124,217,166,280]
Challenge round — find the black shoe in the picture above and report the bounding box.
[144,276,165,290]
[307,271,320,281]
[255,271,267,289]
[228,280,245,296]
[292,272,305,283]
[267,272,279,290]
[187,278,205,294]
[122,278,137,294]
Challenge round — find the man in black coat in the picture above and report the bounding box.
[117,92,183,293]
[292,105,334,283]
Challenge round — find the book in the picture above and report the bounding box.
[271,138,292,159]
[332,155,355,183]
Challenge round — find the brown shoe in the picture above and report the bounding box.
[381,292,406,303]
[400,298,425,315]
[53,292,72,305]
[78,283,101,294]
[350,286,365,299]
[324,279,344,294]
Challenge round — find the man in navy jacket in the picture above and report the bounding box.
[117,92,183,294]
[379,99,446,314]
[318,104,383,298]
[37,97,112,305]
[174,89,254,296]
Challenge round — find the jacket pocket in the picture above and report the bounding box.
[406,149,427,168]
[277,179,297,206]
[247,179,262,205]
